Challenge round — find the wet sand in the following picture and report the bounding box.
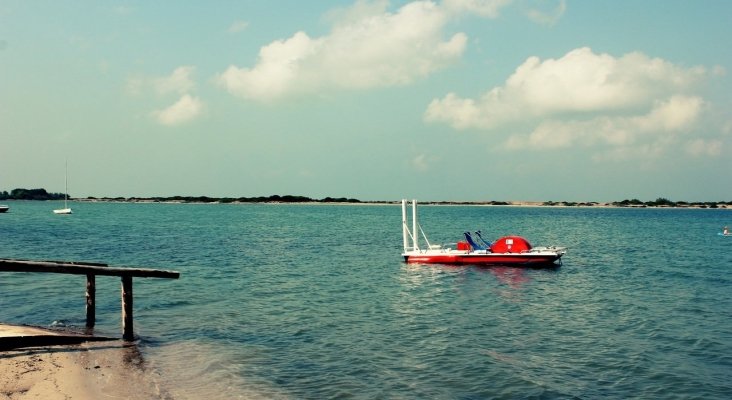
[0,325,169,399]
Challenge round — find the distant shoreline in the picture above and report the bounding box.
[69,197,731,209]
[3,191,730,209]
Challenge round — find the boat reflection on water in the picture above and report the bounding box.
[400,262,541,290]
[399,262,560,301]
[487,266,530,289]
[486,262,561,286]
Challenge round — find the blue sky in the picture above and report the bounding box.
[2,0,731,202]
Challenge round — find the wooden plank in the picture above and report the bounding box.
[0,259,179,279]
[1,258,180,342]
[86,274,96,328]
[121,276,134,341]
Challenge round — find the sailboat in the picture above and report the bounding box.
[53,161,73,214]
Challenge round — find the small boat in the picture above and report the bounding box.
[53,161,73,215]
[401,199,566,266]
[53,206,72,215]
[0,205,9,213]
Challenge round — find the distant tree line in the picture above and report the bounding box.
[85,194,362,204]
[3,188,729,207]
[541,197,732,208]
[610,197,732,208]
[0,189,361,203]
[0,188,66,200]
[427,200,511,206]
[542,201,600,207]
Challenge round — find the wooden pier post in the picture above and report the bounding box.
[85,274,95,328]
[1,259,179,341]
[121,276,134,341]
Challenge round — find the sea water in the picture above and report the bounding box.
[1,201,731,399]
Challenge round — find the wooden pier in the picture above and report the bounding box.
[0,259,180,341]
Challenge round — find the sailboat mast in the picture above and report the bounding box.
[402,199,409,252]
[64,160,68,207]
[412,199,418,251]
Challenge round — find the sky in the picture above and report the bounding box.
[1,0,731,202]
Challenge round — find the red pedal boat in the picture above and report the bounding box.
[401,199,566,266]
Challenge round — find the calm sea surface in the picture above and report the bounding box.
[1,200,731,399]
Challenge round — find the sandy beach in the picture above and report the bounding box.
[1,325,168,400]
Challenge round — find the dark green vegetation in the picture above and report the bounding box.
[2,188,730,208]
[543,197,732,208]
[0,188,66,201]
[2,189,361,203]
[92,195,362,204]
[426,198,730,208]
[614,198,732,208]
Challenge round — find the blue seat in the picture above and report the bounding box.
[474,230,493,248]
[463,232,488,250]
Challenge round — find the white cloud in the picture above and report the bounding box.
[685,139,722,157]
[590,141,669,164]
[424,47,718,161]
[320,2,466,89]
[426,47,707,130]
[127,66,204,126]
[216,0,501,102]
[152,95,204,126]
[504,95,704,150]
[217,32,322,101]
[154,66,196,95]
[631,95,703,132]
[723,119,732,135]
[525,0,566,26]
[228,20,249,34]
[126,66,196,96]
[411,154,430,171]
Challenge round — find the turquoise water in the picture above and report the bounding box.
[1,200,731,399]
